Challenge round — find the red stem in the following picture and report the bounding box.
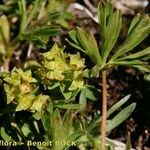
[101,70,107,150]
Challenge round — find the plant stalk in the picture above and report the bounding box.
[101,70,107,150]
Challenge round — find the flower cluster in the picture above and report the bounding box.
[3,68,48,112]
[2,44,86,111]
[39,43,85,91]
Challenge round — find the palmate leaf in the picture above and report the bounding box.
[98,1,122,63]
[67,27,102,65]
[42,108,83,150]
[67,1,149,74]
[110,15,150,61]
[113,47,150,72]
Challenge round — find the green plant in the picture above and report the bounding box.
[0,44,137,150]
[0,43,86,149]
[0,0,149,150]
[0,63,136,150]
[67,1,150,149]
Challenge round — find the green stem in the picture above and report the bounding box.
[101,70,107,150]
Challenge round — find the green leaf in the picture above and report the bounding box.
[90,65,100,78]
[86,95,132,133]
[107,103,136,132]
[61,130,85,150]
[38,26,60,36]
[77,27,102,65]
[67,30,85,52]
[85,85,98,101]
[66,38,85,52]
[112,60,145,66]
[52,109,67,147]
[21,34,48,49]
[107,95,131,118]
[111,15,150,61]
[98,1,122,62]
[21,25,60,48]
[87,117,101,132]
[118,47,150,60]
[127,15,140,36]
[58,12,75,29]
[18,0,27,33]
[25,25,60,36]
[132,64,150,72]
[111,60,150,72]
[68,30,80,45]
[60,83,72,100]
[67,27,102,65]
[98,2,108,36]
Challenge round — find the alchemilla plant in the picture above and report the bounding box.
[2,43,85,111]
[0,0,149,150]
[0,43,87,150]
